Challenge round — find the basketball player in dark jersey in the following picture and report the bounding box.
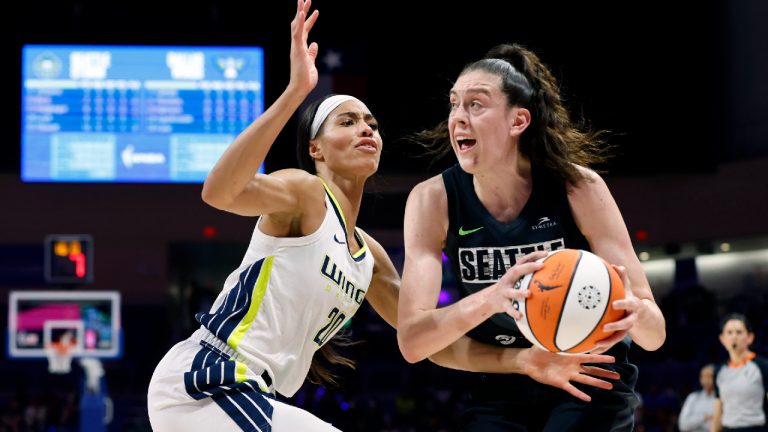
[397,44,666,431]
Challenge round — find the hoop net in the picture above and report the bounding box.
[45,340,76,374]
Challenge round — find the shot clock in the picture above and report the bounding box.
[44,234,93,284]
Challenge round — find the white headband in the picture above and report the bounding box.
[310,95,358,139]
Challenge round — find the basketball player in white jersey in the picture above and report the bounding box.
[146,1,386,428]
[148,1,629,430]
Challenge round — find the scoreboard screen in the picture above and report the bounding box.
[21,44,265,183]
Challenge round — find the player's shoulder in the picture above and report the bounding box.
[404,175,448,229]
[567,164,610,198]
[409,174,446,201]
[269,169,324,195]
[269,168,321,184]
[261,169,326,221]
[570,164,603,185]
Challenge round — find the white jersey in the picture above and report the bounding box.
[195,183,374,396]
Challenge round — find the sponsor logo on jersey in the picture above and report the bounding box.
[333,233,346,245]
[457,239,564,283]
[531,216,558,231]
[495,335,517,345]
[459,226,484,236]
[320,255,366,306]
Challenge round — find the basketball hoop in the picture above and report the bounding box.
[45,335,77,374]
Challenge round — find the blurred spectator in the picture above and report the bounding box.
[678,364,716,432]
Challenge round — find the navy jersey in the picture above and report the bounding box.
[442,164,640,431]
[443,163,590,348]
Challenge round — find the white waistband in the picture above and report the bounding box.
[190,327,275,393]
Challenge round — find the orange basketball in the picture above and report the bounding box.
[514,249,625,353]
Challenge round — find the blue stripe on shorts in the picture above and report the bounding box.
[184,340,275,431]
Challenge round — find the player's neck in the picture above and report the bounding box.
[728,350,755,368]
[473,157,532,223]
[318,173,364,230]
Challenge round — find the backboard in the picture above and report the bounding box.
[8,290,121,359]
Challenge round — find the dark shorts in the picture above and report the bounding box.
[461,352,639,432]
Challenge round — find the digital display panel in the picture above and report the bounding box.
[21,45,264,182]
[44,234,94,284]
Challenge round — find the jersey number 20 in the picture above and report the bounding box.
[314,307,346,346]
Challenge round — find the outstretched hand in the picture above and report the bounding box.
[522,346,620,402]
[289,0,320,95]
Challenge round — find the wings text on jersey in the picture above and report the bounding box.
[320,255,367,307]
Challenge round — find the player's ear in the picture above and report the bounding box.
[508,107,531,138]
[309,139,324,161]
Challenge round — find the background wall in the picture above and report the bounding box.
[2,156,768,304]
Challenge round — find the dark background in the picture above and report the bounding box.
[1,1,768,431]
[3,0,767,177]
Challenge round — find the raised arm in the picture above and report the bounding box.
[396,176,544,363]
[568,167,666,352]
[201,0,320,217]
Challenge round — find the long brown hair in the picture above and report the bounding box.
[306,330,358,387]
[415,44,612,184]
